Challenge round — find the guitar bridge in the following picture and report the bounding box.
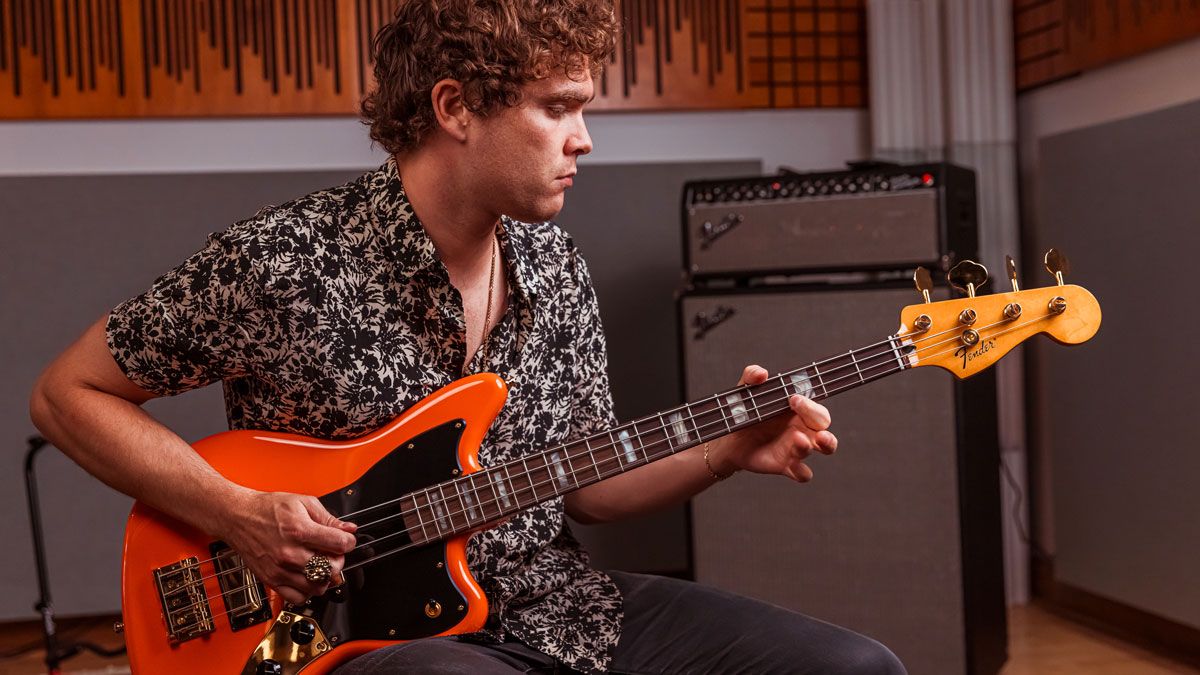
[154,557,214,643]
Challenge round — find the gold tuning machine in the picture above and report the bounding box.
[947,260,988,299]
[1005,255,1020,292]
[913,267,933,304]
[1044,248,1070,286]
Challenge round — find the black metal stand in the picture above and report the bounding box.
[25,435,127,675]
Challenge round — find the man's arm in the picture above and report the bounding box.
[29,316,356,604]
[564,364,838,524]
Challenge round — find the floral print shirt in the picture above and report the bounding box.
[105,157,622,672]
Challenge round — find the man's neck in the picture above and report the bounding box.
[395,151,497,279]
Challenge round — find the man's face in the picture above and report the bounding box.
[467,68,594,223]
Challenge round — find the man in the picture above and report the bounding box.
[30,1,905,673]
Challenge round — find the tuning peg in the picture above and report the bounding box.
[1005,255,1020,292]
[1044,248,1070,286]
[913,266,933,304]
[947,260,988,298]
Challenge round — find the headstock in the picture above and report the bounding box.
[896,249,1101,379]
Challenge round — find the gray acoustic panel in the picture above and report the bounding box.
[557,159,761,574]
[0,169,367,621]
[683,287,972,675]
[1035,98,1200,628]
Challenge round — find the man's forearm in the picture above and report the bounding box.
[30,379,250,538]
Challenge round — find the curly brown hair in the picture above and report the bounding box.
[361,0,619,156]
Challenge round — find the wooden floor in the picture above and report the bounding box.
[0,604,1196,674]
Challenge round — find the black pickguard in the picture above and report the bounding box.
[309,420,472,643]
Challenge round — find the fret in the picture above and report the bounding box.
[583,437,604,481]
[439,480,460,533]
[811,362,829,398]
[423,489,445,538]
[519,457,537,503]
[608,430,624,470]
[654,414,675,452]
[482,468,503,516]
[848,349,866,383]
[688,397,724,445]
[456,478,479,525]
[634,418,669,464]
[684,404,703,446]
[469,472,496,522]
[526,454,553,501]
[613,426,641,466]
[409,494,431,544]
[743,386,766,422]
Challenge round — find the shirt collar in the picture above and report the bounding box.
[370,156,541,302]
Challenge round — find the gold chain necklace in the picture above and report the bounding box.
[477,233,497,368]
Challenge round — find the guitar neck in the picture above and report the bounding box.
[408,334,916,542]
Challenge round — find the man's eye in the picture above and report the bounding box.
[547,105,567,116]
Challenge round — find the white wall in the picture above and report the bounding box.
[1017,37,1200,555]
[0,109,867,176]
[0,109,867,621]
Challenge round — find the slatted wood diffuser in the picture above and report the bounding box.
[1015,0,1200,91]
[0,0,867,119]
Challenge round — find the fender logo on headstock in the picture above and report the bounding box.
[955,339,996,370]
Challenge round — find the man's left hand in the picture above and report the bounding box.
[706,365,838,483]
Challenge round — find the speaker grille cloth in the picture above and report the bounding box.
[684,287,966,674]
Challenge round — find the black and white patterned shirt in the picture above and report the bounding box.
[105,157,623,673]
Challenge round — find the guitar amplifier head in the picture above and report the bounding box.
[682,163,978,279]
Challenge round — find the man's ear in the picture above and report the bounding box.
[430,79,471,143]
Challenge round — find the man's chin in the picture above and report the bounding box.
[509,197,565,224]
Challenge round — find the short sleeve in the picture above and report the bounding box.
[105,220,277,397]
[564,245,618,437]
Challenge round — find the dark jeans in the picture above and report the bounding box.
[335,570,907,674]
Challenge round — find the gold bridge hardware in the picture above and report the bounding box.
[240,611,331,675]
[154,557,213,643]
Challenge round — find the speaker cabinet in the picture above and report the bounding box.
[682,285,1006,675]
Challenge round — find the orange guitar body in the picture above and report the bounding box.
[120,374,508,674]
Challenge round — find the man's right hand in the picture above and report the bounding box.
[222,491,359,604]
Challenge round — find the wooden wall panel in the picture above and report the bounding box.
[0,0,868,119]
[1015,0,1200,92]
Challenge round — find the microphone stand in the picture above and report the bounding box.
[25,435,126,674]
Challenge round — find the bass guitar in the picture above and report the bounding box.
[119,253,1100,674]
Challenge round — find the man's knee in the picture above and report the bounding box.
[333,638,502,675]
[837,637,907,675]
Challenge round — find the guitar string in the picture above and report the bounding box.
[164,310,1055,627]
[162,318,966,589]
[163,310,1027,596]
[157,320,960,583]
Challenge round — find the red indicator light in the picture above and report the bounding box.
[922,173,934,186]
[771,182,781,190]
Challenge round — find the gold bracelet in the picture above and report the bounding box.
[703,442,734,481]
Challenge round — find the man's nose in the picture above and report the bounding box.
[568,117,593,156]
